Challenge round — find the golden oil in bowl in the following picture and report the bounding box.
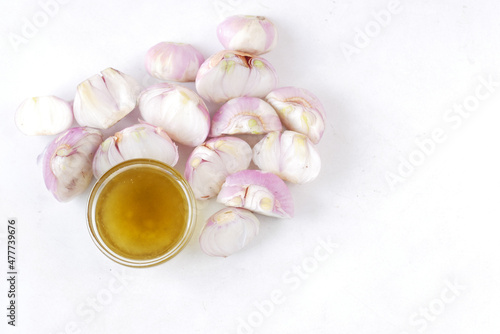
[87,159,196,267]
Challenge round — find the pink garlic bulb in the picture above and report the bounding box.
[185,136,252,200]
[210,97,282,137]
[217,169,294,218]
[217,15,278,55]
[145,42,205,82]
[252,131,321,184]
[195,50,278,104]
[73,68,141,129]
[42,127,103,202]
[199,207,260,257]
[93,123,179,179]
[266,87,326,144]
[138,83,210,147]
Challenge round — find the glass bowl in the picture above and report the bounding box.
[87,159,196,268]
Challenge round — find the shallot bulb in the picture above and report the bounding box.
[195,50,278,104]
[217,15,278,55]
[265,87,326,144]
[185,137,252,200]
[93,123,178,179]
[217,169,294,218]
[145,42,205,82]
[73,67,141,129]
[252,131,321,184]
[210,97,282,136]
[199,207,260,257]
[138,83,210,146]
[42,127,103,202]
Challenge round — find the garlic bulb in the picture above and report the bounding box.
[15,96,73,136]
[145,42,205,82]
[195,50,278,104]
[73,67,141,129]
[217,169,294,218]
[265,87,326,144]
[217,15,278,55]
[185,136,252,200]
[138,83,210,146]
[253,131,321,184]
[199,207,260,257]
[93,123,178,179]
[42,127,103,202]
[210,97,282,136]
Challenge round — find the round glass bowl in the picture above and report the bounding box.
[87,159,196,268]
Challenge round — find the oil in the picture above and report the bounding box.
[95,166,188,260]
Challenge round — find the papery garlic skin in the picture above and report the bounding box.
[253,131,321,184]
[199,207,260,257]
[217,15,277,56]
[73,67,141,129]
[185,137,252,200]
[43,127,103,202]
[139,83,210,146]
[15,96,73,136]
[195,50,278,104]
[217,169,294,218]
[93,123,178,179]
[265,87,326,144]
[145,42,205,82]
[210,97,282,136]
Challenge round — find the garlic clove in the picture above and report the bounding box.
[101,68,141,111]
[217,169,294,218]
[207,137,253,174]
[210,97,282,136]
[92,136,119,178]
[185,136,252,200]
[265,87,326,144]
[195,50,278,104]
[251,131,281,173]
[43,127,103,202]
[185,146,228,200]
[138,83,210,146]
[93,122,179,179]
[199,207,260,257]
[217,15,278,55]
[253,130,321,184]
[73,67,141,129]
[15,96,73,136]
[145,42,205,82]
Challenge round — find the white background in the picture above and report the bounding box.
[1,0,500,333]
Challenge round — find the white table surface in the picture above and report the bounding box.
[1,0,500,333]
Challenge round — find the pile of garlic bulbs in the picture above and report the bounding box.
[15,15,326,258]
